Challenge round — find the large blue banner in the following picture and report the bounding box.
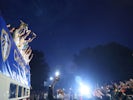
[0,16,30,87]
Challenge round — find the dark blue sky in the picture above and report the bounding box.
[0,0,133,67]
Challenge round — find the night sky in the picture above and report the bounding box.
[0,0,133,69]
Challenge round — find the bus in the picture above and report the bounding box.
[0,16,31,100]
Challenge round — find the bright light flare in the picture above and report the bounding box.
[55,71,60,76]
[79,85,90,95]
[79,83,92,98]
[49,77,53,81]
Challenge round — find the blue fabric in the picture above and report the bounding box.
[0,16,30,87]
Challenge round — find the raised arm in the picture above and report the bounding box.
[28,53,33,62]
[22,30,31,40]
[26,32,36,43]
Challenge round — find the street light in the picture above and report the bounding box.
[55,70,60,76]
[54,70,60,81]
[49,76,53,81]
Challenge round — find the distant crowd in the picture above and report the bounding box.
[30,78,133,100]
[93,78,133,100]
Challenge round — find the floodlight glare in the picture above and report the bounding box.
[79,83,92,98]
[49,77,53,81]
[79,85,90,95]
[55,71,60,76]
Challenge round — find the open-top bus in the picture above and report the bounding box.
[0,16,31,100]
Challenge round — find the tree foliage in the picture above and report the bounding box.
[73,42,133,83]
[30,50,50,89]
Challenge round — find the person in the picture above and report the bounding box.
[26,53,33,65]
[23,47,32,58]
[19,30,36,52]
[6,24,15,35]
[25,46,32,55]
[13,20,28,47]
[57,89,64,100]
[48,85,54,100]
[48,76,60,100]
[93,88,104,99]
[18,30,36,64]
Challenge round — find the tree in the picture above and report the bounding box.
[30,50,50,90]
[73,42,133,84]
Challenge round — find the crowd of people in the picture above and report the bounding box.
[93,79,133,100]
[7,20,36,65]
[29,78,133,100]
